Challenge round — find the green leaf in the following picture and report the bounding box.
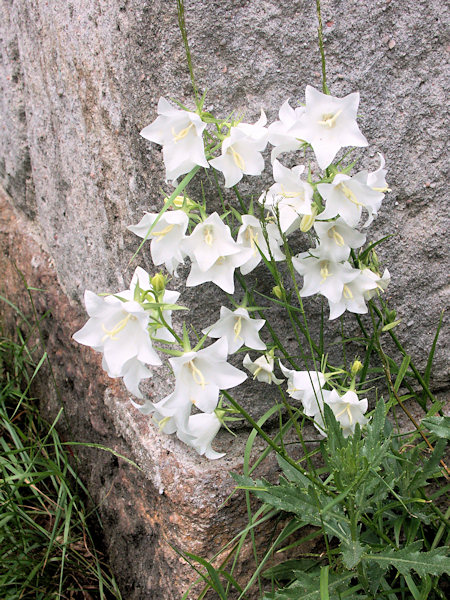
[341,540,364,569]
[264,571,355,599]
[363,543,450,578]
[410,438,447,488]
[382,319,402,332]
[422,416,450,440]
[394,355,411,392]
[319,566,329,600]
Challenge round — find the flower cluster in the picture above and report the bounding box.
[73,85,391,457]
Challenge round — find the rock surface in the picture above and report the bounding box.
[0,0,449,597]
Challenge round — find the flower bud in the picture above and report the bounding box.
[164,194,196,211]
[272,285,284,300]
[151,273,166,292]
[351,360,363,376]
[300,206,318,232]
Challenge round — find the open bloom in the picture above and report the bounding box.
[177,412,225,460]
[210,111,268,187]
[279,364,327,416]
[236,214,284,274]
[314,218,366,262]
[317,173,385,228]
[127,210,188,275]
[293,248,360,305]
[140,97,208,182]
[73,278,162,393]
[315,389,369,437]
[243,353,284,384]
[267,99,305,161]
[292,86,368,170]
[261,160,314,234]
[327,269,378,320]
[202,306,266,354]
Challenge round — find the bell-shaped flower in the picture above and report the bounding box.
[362,268,391,300]
[293,247,360,304]
[267,99,305,161]
[73,291,161,379]
[209,112,268,187]
[140,97,209,182]
[279,363,327,416]
[236,214,285,274]
[183,212,242,272]
[327,269,378,320]
[202,306,266,354]
[260,160,314,234]
[127,210,188,275]
[315,389,368,437]
[292,85,368,170]
[177,412,225,460]
[186,248,253,294]
[314,218,366,262]
[353,153,390,226]
[317,173,385,228]
[169,338,247,414]
[243,353,284,384]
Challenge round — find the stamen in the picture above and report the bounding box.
[203,226,214,246]
[152,224,174,241]
[245,227,259,256]
[228,146,246,170]
[171,122,194,142]
[280,184,304,200]
[328,226,345,247]
[336,403,353,424]
[158,416,172,431]
[253,366,263,379]
[233,317,243,340]
[318,109,342,128]
[337,182,362,206]
[101,313,134,341]
[343,285,353,299]
[188,360,206,388]
[372,186,391,193]
[320,261,330,282]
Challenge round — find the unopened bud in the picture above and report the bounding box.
[351,360,363,376]
[272,285,284,300]
[151,273,166,292]
[164,194,196,210]
[300,206,318,232]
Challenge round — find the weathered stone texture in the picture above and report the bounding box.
[1,0,449,597]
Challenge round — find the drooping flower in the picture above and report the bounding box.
[140,97,209,182]
[236,214,284,274]
[186,250,252,294]
[127,210,188,275]
[202,306,266,354]
[104,356,153,399]
[279,363,327,416]
[292,85,368,170]
[261,160,314,234]
[177,412,225,460]
[267,99,305,161]
[317,173,385,228]
[314,389,369,437]
[362,268,391,300]
[209,112,268,187]
[314,218,366,262]
[243,353,284,384]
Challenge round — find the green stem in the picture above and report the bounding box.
[315,0,330,94]
[176,0,199,105]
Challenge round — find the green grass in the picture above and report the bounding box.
[0,325,122,600]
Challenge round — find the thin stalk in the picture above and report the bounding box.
[176,0,199,105]
[315,0,330,94]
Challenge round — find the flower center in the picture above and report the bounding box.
[101,313,135,341]
[228,146,246,170]
[187,360,206,388]
[171,122,194,142]
[327,226,345,246]
[245,226,259,256]
[152,223,175,241]
[320,260,330,282]
[280,185,305,201]
[203,225,214,246]
[317,109,342,128]
[343,284,353,299]
[233,316,243,340]
[336,403,353,424]
[337,182,362,206]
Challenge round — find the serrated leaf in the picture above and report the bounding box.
[410,438,447,488]
[277,455,311,486]
[264,571,354,599]
[363,544,450,577]
[342,540,365,569]
[422,416,450,440]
